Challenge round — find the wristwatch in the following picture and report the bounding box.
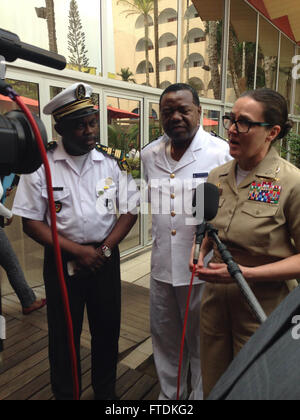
[101,244,112,259]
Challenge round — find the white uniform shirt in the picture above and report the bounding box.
[13,141,139,244]
[141,126,232,286]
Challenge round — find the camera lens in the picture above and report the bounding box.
[0,110,48,175]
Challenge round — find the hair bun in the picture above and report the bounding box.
[278,120,293,139]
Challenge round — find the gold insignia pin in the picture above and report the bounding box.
[75,84,86,100]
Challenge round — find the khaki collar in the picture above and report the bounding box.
[219,147,281,194]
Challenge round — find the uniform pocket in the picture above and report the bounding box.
[42,187,73,217]
[240,202,279,248]
[242,202,279,218]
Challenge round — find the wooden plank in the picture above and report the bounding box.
[0,281,158,400]
[122,374,157,400]
[0,346,48,389]
[0,357,50,400]
[116,369,144,399]
[5,370,51,401]
[143,383,160,400]
[0,336,48,375]
[24,347,91,401]
[3,330,47,362]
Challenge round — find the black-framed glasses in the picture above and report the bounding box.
[222,115,273,134]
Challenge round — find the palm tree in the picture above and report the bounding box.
[118,0,154,86]
[207,21,221,99]
[153,0,160,88]
[35,0,58,53]
[117,67,136,82]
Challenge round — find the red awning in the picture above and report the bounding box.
[239,0,300,45]
[192,0,300,45]
[0,94,39,107]
[203,118,218,126]
[107,106,139,119]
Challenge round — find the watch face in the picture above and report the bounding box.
[104,249,112,258]
[102,247,112,258]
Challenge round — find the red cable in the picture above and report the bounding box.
[14,96,80,400]
[177,264,197,400]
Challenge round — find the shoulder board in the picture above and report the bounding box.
[95,143,131,173]
[210,131,228,143]
[46,141,58,152]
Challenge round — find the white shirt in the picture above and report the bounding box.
[236,164,251,186]
[141,126,232,286]
[165,140,178,171]
[13,141,139,244]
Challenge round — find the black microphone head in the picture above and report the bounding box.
[193,182,219,222]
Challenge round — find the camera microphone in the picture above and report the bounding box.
[193,183,219,264]
[0,28,66,70]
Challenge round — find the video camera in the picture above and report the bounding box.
[0,28,67,358]
[0,28,66,175]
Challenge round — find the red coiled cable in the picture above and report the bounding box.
[14,94,80,401]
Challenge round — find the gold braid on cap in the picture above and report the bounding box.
[53,98,94,121]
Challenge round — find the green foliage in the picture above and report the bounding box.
[149,120,162,143]
[118,0,154,16]
[279,131,300,169]
[117,68,136,83]
[127,158,140,179]
[108,122,139,154]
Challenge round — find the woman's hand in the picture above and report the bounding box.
[197,262,247,284]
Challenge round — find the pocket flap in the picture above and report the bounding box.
[242,203,278,218]
[42,187,70,201]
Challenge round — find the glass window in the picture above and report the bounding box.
[202,109,220,135]
[149,102,162,143]
[295,78,300,117]
[294,47,300,116]
[0,79,40,117]
[107,96,141,252]
[226,0,257,103]
[146,102,162,243]
[111,0,178,88]
[278,35,295,111]
[182,0,224,100]
[257,17,279,91]
[0,0,102,75]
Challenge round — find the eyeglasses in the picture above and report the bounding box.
[222,116,273,134]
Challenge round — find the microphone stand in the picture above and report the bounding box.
[194,222,267,324]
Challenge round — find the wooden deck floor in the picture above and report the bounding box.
[0,282,159,400]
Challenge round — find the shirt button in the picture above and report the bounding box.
[171,230,177,236]
[170,174,175,179]
[171,211,176,217]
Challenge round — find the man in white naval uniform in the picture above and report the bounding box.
[141,83,231,400]
[13,83,139,400]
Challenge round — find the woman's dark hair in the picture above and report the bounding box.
[160,83,200,107]
[241,88,293,140]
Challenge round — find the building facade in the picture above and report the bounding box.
[1,0,300,260]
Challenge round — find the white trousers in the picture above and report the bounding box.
[150,277,204,400]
